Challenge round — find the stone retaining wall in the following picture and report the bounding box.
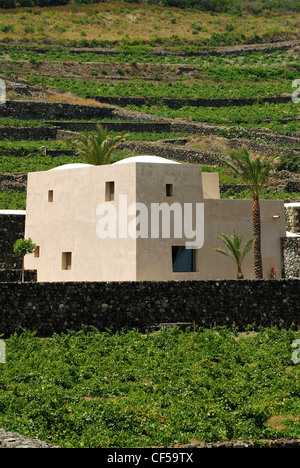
[0,279,299,337]
[0,214,25,270]
[93,94,292,109]
[0,126,57,141]
[0,173,27,192]
[0,101,115,120]
[285,206,300,234]
[281,238,300,278]
[118,140,222,165]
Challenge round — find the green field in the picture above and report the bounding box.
[0,326,299,448]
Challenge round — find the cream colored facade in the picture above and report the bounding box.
[24,156,286,281]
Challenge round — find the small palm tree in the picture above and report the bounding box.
[71,125,128,166]
[214,231,254,279]
[221,148,280,279]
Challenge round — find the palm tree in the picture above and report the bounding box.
[221,148,280,279]
[214,231,254,279]
[71,125,128,166]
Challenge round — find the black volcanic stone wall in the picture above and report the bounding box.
[0,279,299,337]
[0,214,25,270]
[0,101,115,120]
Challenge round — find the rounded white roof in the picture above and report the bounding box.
[49,163,94,171]
[113,155,180,165]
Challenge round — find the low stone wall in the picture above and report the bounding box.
[93,94,292,109]
[0,101,115,121]
[47,120,172,133]
[0,214,25,270]
[285,206,300,234]
[0,279,299,337]
[118,141,222,165]
[0,269,36,282]
[0,126,57,141]
[281,238,300,278]
[0,173,27,192]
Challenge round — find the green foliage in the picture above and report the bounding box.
[279,152,300,173]
[13,237,36,257]
[214,231,254,279]
[221,148,281,197]
[0,327,299,447]
[0,190,26,210]
[71,125,128,166]
[221,188,300,201]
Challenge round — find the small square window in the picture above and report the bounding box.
[48,190,53,202]
[34,246,40,258]
[62,252,72,270]
[105,181,115,201]
[172,246,196,272]
[166,184,173,197]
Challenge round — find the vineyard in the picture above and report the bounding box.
[0,326,299,448]
[0,1,299,448]
[0,30,300,210]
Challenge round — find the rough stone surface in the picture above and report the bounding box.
[285,206,300,234]
[0,126,57,141]
[282,238,300,278]
[0,279,299,337]
[0,100,115,121]
[0,214,25,270]
[0,428,59,448]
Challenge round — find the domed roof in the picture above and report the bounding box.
[49,163,94,171]
[113,155,180,165]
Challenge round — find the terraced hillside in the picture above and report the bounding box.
[0,3,299,209]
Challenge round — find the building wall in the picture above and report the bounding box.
[24,164,137,281]
[24,162,287,281]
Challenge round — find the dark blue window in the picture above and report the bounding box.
[172,246,196,272]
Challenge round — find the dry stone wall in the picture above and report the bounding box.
[0,126,57,141]
[285,206,300,234]
[0,100,115,120]
[0,214,25,270]
[281,238,300,279]
[0,279,299,337]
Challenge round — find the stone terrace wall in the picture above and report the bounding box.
[0,101,115,120]
[0,279,299,337]
[0,214,25,270]
[285,206,300,234]
[93,94,292,109]
[0,126,57,141]
[281,238,300,278]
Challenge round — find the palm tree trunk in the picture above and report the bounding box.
[252,195,263,279]
[237,266,244,279]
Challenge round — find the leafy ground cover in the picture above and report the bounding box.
[26,75,296,100]
[0,327,299,448]
[1,46,298,66]
[0,190,26,210]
